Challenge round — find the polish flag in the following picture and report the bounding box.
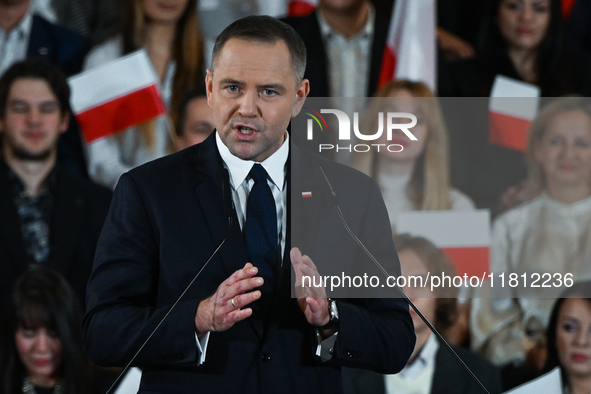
[287,0,318,17]
[68,50,166,143]
[378,0,436,91]
[489,75,540,152]
[397,210,490,277]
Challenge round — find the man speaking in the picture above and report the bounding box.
[82,16,414,393]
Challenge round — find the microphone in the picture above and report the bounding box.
[105,174,235,394]
[223,169,235,219]
[313,163,491,394]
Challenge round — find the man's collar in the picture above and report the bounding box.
[215,131,289,191]
[1,156,59,196]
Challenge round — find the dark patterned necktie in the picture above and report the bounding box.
[245,164,278,295]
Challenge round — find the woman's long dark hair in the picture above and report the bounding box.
[477,0,579,96]
[544,281,591,386]
[121,0,204,127]
[0,269,94,394]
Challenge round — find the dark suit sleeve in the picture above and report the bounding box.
[82,172,200,368]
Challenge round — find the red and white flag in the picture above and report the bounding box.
[489,75,540,152]
[397,210,490,277]
[378,0,436,91]
[68,50,166,143]
[287,0,317,17]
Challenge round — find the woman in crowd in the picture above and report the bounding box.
[349,80,474,230]
[471,97,591,369]
[83,0,204,188]
[440,0,591,97]
[342,234,502,394]
[545,282,591,394]
[0,269,94,394]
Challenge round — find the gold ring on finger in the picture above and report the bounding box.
[231,297,237,308]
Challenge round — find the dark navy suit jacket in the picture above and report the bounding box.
[28,14,90,76]
[82,133,415,393]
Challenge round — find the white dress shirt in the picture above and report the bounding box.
[316,5,374,98]
[216,131,288,257]
[0,9,32,77]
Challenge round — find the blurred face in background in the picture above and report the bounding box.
[142,0,190,24]
[319,0,367,14]
[497,0,551,52]
[376,89,428,166]
[0,78,67,162]
[15,326,63,387]
[398,248,436,334]
[556,298,591,380]
[534,110,591,190]
[176,96,214,151]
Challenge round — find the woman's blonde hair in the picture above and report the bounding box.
[121,0,204,147]
[525,96,591,192]
[350,80,453,210]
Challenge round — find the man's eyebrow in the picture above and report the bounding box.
[9,98,57,106]
[218,78,244,86]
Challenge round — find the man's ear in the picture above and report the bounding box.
[206,69,214,108]
[291,78,310,117]
[59,112,70,134]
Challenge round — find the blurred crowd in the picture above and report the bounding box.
[1,0,591,393]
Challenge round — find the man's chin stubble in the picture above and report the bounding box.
[12,146,52,162]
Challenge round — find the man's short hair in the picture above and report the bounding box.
[175,83,207,136]
[211,15,307,84]
[0,59,71,117]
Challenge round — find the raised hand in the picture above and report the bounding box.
[194,263,263,336]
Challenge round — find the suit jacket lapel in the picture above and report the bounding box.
[432,346,466,394]
[367,7,392,97]
[193,134,247,277]
[289,145,331,256]
[27,16,55,62]
[301,14,330,97]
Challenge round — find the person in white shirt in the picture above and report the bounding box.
[472,97,591,368]
[343,234,502,394]
[349,80,475,231]
[83,0,204,189]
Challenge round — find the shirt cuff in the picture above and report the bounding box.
[195,331,211,366]
[315,330,338,361]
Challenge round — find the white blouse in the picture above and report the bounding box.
[471,193,591,365]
